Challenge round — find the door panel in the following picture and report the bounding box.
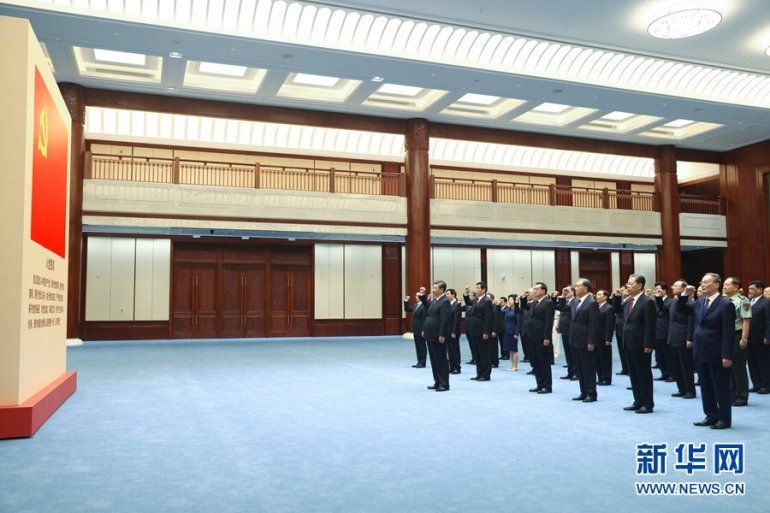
[195,264,219,338]
[289,266,311,337]
[243,265,266,338]
[269,267,290,337]
[172,263,194,337]
[221,265,244,338]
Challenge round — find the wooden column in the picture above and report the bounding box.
[59,83,86,340]
[654,145,681,285]
[405,119,431,296]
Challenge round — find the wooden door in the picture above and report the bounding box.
[221,264,267,338]
[172,262,218,338]
[269,264,311,337]
[579,252,611,293]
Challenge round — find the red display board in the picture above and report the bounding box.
[30,67,68,258]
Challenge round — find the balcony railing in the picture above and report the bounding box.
[86,153,722,214]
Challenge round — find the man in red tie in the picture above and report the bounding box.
[612,274,656,413]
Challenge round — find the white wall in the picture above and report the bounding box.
[431,247,480,295]
[487,249,555,297]
[314,243,382,319]
[85,237,170,321]
[633,253,657,289]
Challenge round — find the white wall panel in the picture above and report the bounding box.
[487,249,514,298]
[109,238,136,321]
[633,253,657,288]
[532,250,556,293]
[134,239,154,320]
[344,245,382,319]
[85,237,113,321]
[151,239,171,320]
[431,247,480,295]
[611,252,621,291]
[570,251,580,286]
[314,244,344,319]
[512,250,533,294]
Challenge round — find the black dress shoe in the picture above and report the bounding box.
[466,360,476,365]
[427,384,438,390]
[683,392,696,399]
[537,388,552,394]
[412,363,426,368]
[435,386,449,392]
[748,387,759,393]
[526,370,535,375]
[623,404,641,411]
[710,420,731,429]
[626,386,633,390]
[671,392,685,397]
[664,377,676,382]
[529,387,541,392]
[758,388,770,395]
[477,377,490,381]
[694,417,717,426]
[450,370,461,375]
[570,376,579,381]
[616,370,629,375]
[654,376,667,381]
[732,400,748,407]
[598,381,611,386]
[560,375,573,380]
[521,358,529,363]
[492,364,499,368]
[635,406,653,414]
[573,395,586,401]
[470,376,480,380]
[582,396,597,403]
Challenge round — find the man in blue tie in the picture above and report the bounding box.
[677,273,736,429]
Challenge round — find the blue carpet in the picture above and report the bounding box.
[1,336,767,513]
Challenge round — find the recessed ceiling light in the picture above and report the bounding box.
[292,73,340,87]
[378,84,423,97]
[664,119,694,128]
[198,61,247,77]
[371,76,384,82]
[458,93,500,106]
[647,9,722,39]
[168,51,183,59]
[533,102,571,114]
[93,49,146,66]
[601,111,635,121]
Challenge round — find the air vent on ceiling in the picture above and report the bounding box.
[89,67,158,79]
[366,97,418,108]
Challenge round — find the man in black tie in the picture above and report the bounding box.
[422,280,452,392]
[595,289,615,386]
[747,280,770,394]
[469,281,495,381]
[446,288,463,374]
[612,274,656,414]
[404,286,428,368]
[521,282,555,394]
[677,273,735,429]
[657,279,696,399]
[561,278,599,402]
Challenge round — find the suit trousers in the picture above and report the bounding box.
[475,335,492,379]
[576,346,597,398]
[413,331,427,365]
[671,346,696,395]
[626,347,654,409]
[561,330,576,377]
[615,329,628,372]
[698,360,732,425]
[654,337,671,377]
[529,338,552,389]
[426,338,449,389]
[466,333,478,363]
[596,342,613,383]
[448,335,461,371]
[491,336,500,366]
[747,343,770,389]
[729,332,749,402]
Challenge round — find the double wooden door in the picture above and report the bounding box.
[172,244,311,339]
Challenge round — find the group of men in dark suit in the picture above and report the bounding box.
[403,272,770,429]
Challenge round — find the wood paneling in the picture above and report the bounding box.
[82,321,170,340]
[555,249,571,289]
[268,265,311,337]
[382,244,403,335]
[619,251,635,285]
[578,252,612,293]
[313,320,385,337]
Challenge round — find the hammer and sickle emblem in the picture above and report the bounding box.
[38,105,49,159]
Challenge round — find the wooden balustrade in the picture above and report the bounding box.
[87,153,721,214]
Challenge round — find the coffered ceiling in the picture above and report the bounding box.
[2,0,770,161]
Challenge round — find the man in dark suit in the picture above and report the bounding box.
[404,286,428,367]
[469,281,495,381]
[614,286,629,375]
[677,273,736,429]
[595,289,615,386]
[612,274,656,414]
[422,280,452,392]
[556,286,577,381]
[559,278,598,402]
[653,282,674,382]
[462,288,479,364]
[747,280,770,394]
[521,282,555,394]
[446,288,463,374]
[657,279,696,399]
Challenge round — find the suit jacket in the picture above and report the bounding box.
[654,296,671,340]
[556,298,573,334]
[464,294,494,338]
[566,294,598,348]
[404,298,427,333]
[597,302,616,344]
[450,300,462,338]
[612,293,655,352]
[521,296,555,342]
[748,296,770,344]
[676,294,735,363]
[493,304,505,335]
[422,294,452,341]
[656,295,694,348]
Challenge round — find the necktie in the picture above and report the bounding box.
[702,298,710,317]
[627,297,635,315]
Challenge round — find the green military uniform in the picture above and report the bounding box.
[729,293,752,404]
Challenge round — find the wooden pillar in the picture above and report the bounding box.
[59,83,86,340]
[654,145,681,285]
[405,119,431,296]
